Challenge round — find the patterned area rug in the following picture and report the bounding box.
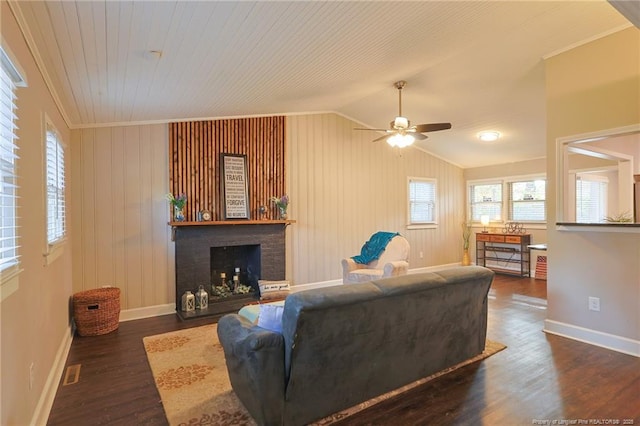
[143,324,506,426]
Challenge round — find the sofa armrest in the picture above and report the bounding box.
[383,260,409,277]
[217,314,285,425]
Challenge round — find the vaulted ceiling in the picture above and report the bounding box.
[8,1,634,168]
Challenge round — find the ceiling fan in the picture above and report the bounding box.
[355,80,452,147]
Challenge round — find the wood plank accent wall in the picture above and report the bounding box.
[169,117,286,221]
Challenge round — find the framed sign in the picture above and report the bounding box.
[221,154,250,219]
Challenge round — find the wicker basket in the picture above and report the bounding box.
[73,287,121,336]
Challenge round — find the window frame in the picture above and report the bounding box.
[407,177,437,229]
[44,117,67,263]
[575,172,609,224]
[507,178,547,224]
[0,44,26,297]
[467,174,547,227]
[468,180,503,223]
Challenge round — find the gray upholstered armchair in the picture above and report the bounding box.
[342,234,410,284]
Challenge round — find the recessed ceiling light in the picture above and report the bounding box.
[478,131,501,142]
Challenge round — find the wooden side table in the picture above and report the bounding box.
[476,233,531,277]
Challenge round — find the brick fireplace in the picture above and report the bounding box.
[173,222,288,319]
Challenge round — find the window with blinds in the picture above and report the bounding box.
[508,179,546,222]
[408,178,436,225]
[576,174,608,223]
[469,182,502,222]
[46,123,66,244]
[0,47,24,277]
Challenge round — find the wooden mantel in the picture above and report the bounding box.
[169,219,295,240]
[169,220,295,226]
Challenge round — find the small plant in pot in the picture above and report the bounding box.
[461,221,472,266]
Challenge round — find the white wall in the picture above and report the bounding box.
[1,3,74,424]
[544,27,640,356]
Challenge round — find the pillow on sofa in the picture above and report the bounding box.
[258,280,290,301]
[257,303,284,333]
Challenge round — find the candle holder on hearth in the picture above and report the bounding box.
[181,290,195,312]
[196,285,208,309]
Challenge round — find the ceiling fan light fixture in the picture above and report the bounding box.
[478,131,501,142]
[394,116,409,129]
[387,133,415,148]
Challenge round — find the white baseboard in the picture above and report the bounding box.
[118,264,467,321]
[290,264,462,292]
[544,319,640,357]
[291,278,342,292]
[408,263,463,274]
[119,303,176,322]
[30,326,74,426]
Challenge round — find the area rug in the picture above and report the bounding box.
[143,324,506,426]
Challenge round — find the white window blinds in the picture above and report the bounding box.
[509,179,546,222]
[0,48,22,274]
[576,174,608,223]
[408,178,436,224]
[470,183,502,221]
[46,124,66,244]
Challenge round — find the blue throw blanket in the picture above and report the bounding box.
[351,232,400,264]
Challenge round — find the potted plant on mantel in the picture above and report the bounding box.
[461,222,472,266]
[166,193,187,222]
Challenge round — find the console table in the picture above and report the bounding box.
[476,233,531,277]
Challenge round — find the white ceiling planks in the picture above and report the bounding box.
[8,0,633,167]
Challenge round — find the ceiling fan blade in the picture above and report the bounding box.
[415,123,452,133]
[411,132,429,140]
[354,127,392,132]
[372,133,391,143]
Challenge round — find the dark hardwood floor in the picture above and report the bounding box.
[47,275,640,426]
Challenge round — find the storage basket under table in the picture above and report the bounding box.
[73,287,121,336]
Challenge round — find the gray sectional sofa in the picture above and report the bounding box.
[217,265,495,425]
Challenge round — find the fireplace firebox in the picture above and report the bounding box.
[210,244,261,290]
[173,223,287,319]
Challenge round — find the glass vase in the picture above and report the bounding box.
[278,206,287,220]
[174,205,185,222]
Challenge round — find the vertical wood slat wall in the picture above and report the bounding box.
[169,117,286,221]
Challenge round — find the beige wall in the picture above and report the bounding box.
[545,27,640,353]
[70,113,465,313]
[464,157,547,182]
[70,126,173,308]
[287,113,465,285]
[1,2,74,424]
[463,157,548,264]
